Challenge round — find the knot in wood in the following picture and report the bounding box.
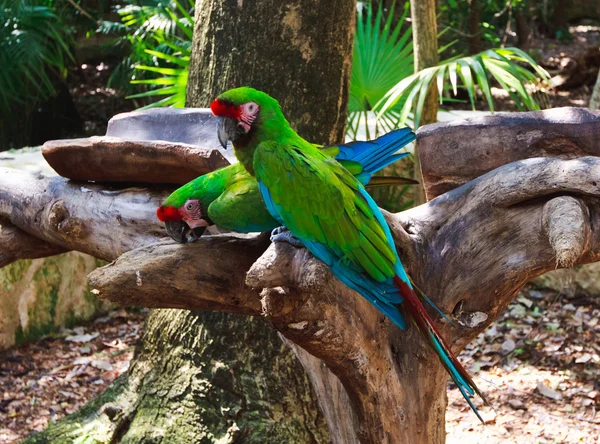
[260,286,288,317]
[542,196,588,268]
[48,200,87,238]
[247,242,330,293]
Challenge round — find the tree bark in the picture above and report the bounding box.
[467,0,482,55]
[24,310,328,443]
[515,2,533,49]
[186,0,355,145]
[410,0,438,205]
[552,0,567,32]
[590,70,600,110]
[93,0,356,442]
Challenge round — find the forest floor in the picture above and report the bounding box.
[1,284,599,443]
[447,285,600,443]
[0,309,146,443]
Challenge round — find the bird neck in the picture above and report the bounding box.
[233,119,296,176]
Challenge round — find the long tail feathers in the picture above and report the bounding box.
[393,276,489,423]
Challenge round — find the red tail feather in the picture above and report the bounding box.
[393,276,487,405]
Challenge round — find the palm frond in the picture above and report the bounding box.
[376,47,550,128]
[0,0,73,116]
[347,1,413,140]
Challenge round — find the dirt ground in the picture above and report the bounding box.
[0,309,146,443]
[447,286,600,443]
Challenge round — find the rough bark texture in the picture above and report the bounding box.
[24,310,328,443]
[0,218,66,268]
[417,107,600,199]
[409,0,438,205]
[467,0,482,55]
[0,168,169,261]
[186,0,355,145]
[515,8,532,49]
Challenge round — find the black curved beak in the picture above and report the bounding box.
[217,117,229,150]
[217,116,244,150]
[165,220,207,244]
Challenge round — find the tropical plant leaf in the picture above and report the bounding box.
[376,47,550,129]
[0,0,73,116]
[347,1,413,139]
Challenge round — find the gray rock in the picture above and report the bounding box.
[106,108,237,163]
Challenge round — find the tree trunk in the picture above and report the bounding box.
[24,310,328,443]
[410,0,438,205]
[552,0,567,32]
[91,0,355,442]
[467,0,482,55]
[186,0,354,145]
[515,2,533,49]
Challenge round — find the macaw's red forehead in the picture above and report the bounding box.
[210,99,241,119]
[156,205,182,222]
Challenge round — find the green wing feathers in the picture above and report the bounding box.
[254,140,397,282]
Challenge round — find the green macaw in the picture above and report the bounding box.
[157,129,417,242]
[208,87,487,421]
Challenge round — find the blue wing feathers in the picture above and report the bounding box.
[333,128,415,180]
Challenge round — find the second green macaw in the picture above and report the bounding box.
[157,129,417,242]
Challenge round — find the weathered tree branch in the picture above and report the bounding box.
[0,218,66,267]
[85,155,600,443]
[0,168,170,261]
[42,136,228,185]
[418,107,600,199]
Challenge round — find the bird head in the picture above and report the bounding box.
[210,87,286,150]
[156,179,214,243]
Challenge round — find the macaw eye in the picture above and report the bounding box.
[245,102,258,114]
[186,202,194,211]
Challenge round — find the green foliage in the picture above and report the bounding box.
[377,47,550,128]
[102,0,193,107]
[347,2,413,140]
[0,0,73,115]
[348,1,550,139]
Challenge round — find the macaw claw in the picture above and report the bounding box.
[270,226,304,248]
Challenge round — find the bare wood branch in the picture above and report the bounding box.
[0,168,170,262]
[86,153,600,443]
[0,218,66,267]
[418,107,600,199]
[42,137,228,185]
[87,234,270,315]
